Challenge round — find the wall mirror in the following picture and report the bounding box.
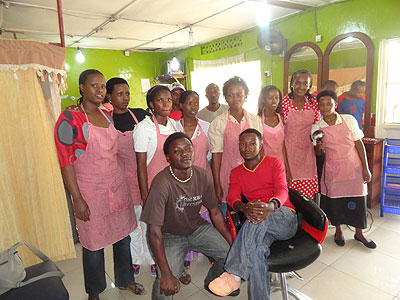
[283,42,323,95]
[322,32,374,137]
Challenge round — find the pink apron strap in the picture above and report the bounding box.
[262,111,283,127]
[227,110,249,127]
[152,114,178,135]
[81,104,112,125]
[127,109,139,124]
[180,118,205,140]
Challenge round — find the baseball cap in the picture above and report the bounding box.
[169,82,185,92]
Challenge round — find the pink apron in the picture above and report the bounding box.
[320,115,367,198]
[114,110,141,206]
[284,99,316,180]
[74,106,136,251]
[147,115,177,186]
[180,119,211,172]
[181,118,211,213]
[220,110,250,202]
[262,112,285,162]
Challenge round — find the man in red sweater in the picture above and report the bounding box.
[208,128,297,300]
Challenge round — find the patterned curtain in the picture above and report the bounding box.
[0,39,75,265]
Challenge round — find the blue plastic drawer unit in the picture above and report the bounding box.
[381,139,400,216]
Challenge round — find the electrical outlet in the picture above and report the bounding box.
[315,35,322,43]
[264,70,271,77]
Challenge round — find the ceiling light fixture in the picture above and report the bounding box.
[76,47,85,63]
[188,25,195,46]
[170,56,180,72]
[256,0,271,27]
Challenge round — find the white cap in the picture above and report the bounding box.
[169,82,185,92]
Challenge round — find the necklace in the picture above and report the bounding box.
[169,166,193,183]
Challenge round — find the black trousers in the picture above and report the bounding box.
[82,235,134,296]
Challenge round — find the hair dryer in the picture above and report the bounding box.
[311,130,325,154]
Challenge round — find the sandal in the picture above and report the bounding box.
[179,271,191,285]
[150,264,157,277]
[119,282,147,295]
[132,264,141,277]
[184,260,191,270]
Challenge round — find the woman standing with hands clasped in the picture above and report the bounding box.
[105,78,154,279]
[257,85,290,172]
[54,70,145,300]
[313,90,375,249]
[209,77,263,217]
[133,85,178,277]
[176,90,212,271]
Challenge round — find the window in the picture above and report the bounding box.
[376,38,400,138]
[190,60,262,114]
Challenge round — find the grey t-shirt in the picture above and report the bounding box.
[141,166,218,236]
[197,104,229,123]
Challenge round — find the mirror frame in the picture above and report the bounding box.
[283,42,323,95]
[322,32,375,137]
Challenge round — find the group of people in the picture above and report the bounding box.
[54,68,375,300]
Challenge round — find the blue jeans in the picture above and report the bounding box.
[82,235,134,296]
[218,202,228,219]
[152,225,230,300]
[224,206,297,300]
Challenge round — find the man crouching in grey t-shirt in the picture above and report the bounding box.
[141,132,237,299]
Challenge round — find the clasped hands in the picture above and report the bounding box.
[243,200,275,224]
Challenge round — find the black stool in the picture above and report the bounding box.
[268,188,327,300]
[227,188,327,300]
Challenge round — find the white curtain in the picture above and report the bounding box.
[376,38,400,138]
[193,54,245,70]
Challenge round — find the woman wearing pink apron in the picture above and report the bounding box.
[105,78,154,279]
[133,85,178,277]
[313,90,375,249]
[54,70,145,300]
[257,85,288,167]
[282,69,321,199]
[176,90,213,270]
[209,77,263,217]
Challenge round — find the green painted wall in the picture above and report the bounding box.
[175,0,400,113]
[63,0,400,113]
[63,48,169,110]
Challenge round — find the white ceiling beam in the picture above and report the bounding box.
[68,0,141,46]
[128,1,247,51]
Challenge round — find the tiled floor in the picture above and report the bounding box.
[58,205,400,300]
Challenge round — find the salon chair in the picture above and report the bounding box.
[227,188,328,300]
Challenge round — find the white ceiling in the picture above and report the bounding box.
[0,0,341,52]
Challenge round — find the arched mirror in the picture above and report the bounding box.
[283,42,323,95]
[322,32,374,137]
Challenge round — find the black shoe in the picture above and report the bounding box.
[204,284,240,297]
[228,289,240,297]
[354,234,376,249]
[334,237,345,246]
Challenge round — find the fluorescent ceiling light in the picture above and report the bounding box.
[76,47,85,63]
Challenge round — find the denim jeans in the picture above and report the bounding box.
[224,206,297,300]
[152,224,230,300]
[82,235,134,296]
[218,202,228,219]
